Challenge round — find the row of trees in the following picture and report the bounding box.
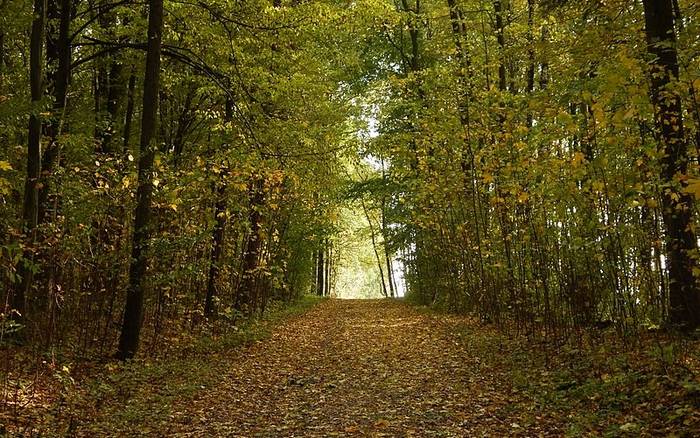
[357,0,700,336]
[3,0,699,362]
[0,0,357,358]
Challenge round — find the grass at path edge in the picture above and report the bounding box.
[13,295,326,436]
[404,299,700,436]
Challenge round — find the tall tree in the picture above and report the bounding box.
[642,0,700,330]
[117,0,164,360]
[204,98,233,318]
[316,245,325,296]
[39,0,73,223]
[237,176,264,312]
[13,0,47,325]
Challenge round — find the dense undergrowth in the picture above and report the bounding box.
[410,300,700,436]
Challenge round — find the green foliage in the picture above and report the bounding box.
[347,0,700,336]
[1,0,699,432]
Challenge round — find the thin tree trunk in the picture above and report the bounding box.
[380,195,395,298]
[539,27,549,89]
[0,30,4,73]
[361,198,388,298]
[324,240,331,296]
[99,60,126,153]
[525,0,535,127]
[116,0,163,360]
[312,248,318,294]
[316,247,324,296]
[203,100,232,317]
[237,177,264,312]
[384,248,395,298]
[494,0,507,94]
[123,70,136,152]
[204,172,227,317]
[399,0,420,72]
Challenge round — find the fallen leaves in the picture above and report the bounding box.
[161,299,558,437]
[7,299,699,436]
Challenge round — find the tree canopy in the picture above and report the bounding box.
[0,0,699,374]
[2,0,700,434]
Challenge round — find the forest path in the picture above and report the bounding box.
[167,299,550,437]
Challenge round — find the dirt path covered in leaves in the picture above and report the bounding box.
[166,299,545,437]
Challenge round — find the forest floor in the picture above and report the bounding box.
[3,298,700,436]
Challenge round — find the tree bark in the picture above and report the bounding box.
[116,0,163,360]
[361,198,388,298]
[642,0,700,330]
[204,172,227,317]
[237,177,264,312]
[204,99,232,317]
[525,0,535,128]
[0,30,4,73]
[312,248,318,294]
[13,0,47,323]
[379,161,395,299]
[39,0,72,223]
[324,240,331,296]
[316,247,325,296]
[99,59,126,153]
[123,70,136,151]
[494,0,507,94]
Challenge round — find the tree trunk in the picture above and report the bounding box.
[116,0,163,360]
[525,0,535,128]
[0,30,4,73]
[312,249,318,294]
[494,0,507,94]
[380,189,395,298]
[123,70,136,151]
[203,100,232,317]
[642,0,700,330]
[204,172,227,317]
[99,59,126,153]
[327,243,333,296]
[316,247,325,296]
[39,0,72,223]
[399,0,419,72]
[361,198,388,298]
[384,247,395,298]
[13,0,47,323]
[237,177,264,313]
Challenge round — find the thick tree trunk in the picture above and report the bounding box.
[116,0,163,360]
[642,0,700,330]
[13,0,47,323]
[39,0,72,223]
